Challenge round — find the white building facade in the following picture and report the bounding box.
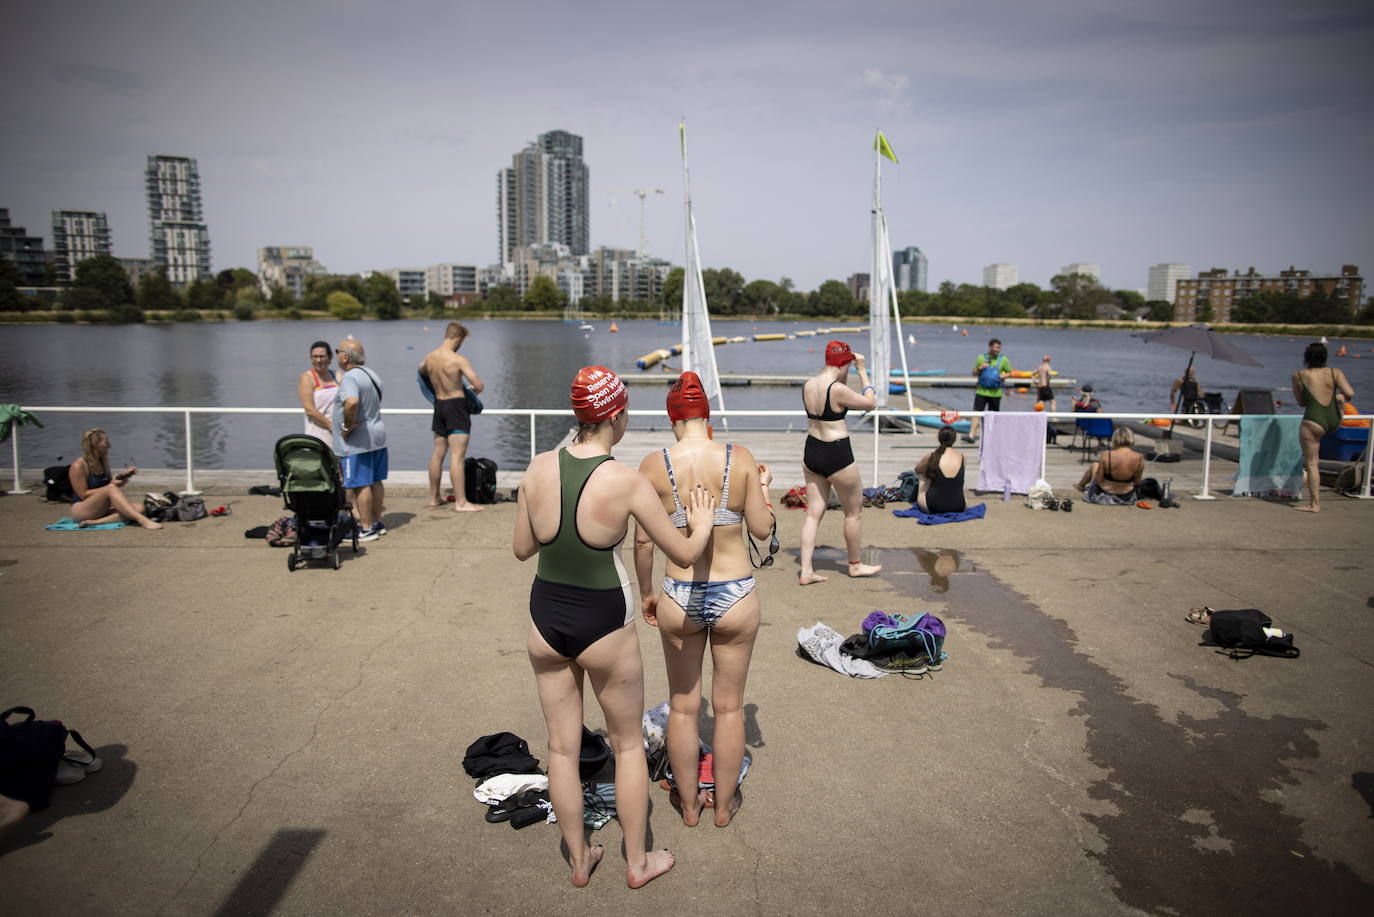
[146,154,212,286]
[983,263,1019,290]
[1147,263,1192,304]
[257,246,328,298]
[1060,263,1101,283]
[51,210,112,284]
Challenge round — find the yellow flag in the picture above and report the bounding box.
[875,130,898,164]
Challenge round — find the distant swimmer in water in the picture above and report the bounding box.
[68,429,162,530]
[1292,342,1355,513]
[798,341,881,585]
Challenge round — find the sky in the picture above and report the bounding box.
[3,0,1372,293]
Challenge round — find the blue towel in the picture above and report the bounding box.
[46,517,126,531]
[1233,416,1303,497]
[977,413,1046,494]
[892,502,987,525]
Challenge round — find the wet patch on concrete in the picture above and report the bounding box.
[877,547,1374,915]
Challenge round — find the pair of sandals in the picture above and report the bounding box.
[1185,606,1214,627]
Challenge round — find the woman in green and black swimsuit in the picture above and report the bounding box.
[1292,342,1355,513]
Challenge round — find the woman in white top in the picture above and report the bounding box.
[297,340,338,441]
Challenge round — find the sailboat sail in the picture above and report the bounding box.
[680,122,725,419]
[869,129,913,412]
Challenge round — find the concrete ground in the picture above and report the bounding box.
[1,475,1372,915]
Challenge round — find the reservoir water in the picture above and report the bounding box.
[3,319,1370,472]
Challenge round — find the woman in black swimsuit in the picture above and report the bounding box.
[68,429,162,529]
[914,425,966,514]
[798,341,879,585]
[1074,427,1143,505]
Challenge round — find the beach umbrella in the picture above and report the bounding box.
[1133,324,1262,435]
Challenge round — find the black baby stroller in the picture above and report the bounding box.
[272,434,359,571]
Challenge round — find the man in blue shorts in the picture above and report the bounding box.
[332,339,388,542]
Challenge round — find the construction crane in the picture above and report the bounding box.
[605,188,665,258]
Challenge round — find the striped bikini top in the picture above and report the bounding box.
[663,443,745,528]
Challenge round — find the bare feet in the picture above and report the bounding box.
[1295,504,1320,513]
[847,561,882,577]
[627,849,675,889]
[426,499,445,507]
[570,843,603,888]
[714,790,742,828]
[798,572,828,586]
[453,502,484,513]
[669,786,704,826]
[0,795,30,834]
[139,520,163,530]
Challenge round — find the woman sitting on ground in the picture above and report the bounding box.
[913,425,966,515]
[635,372,773,828]
[513,366,714,889]
[1074,427,1143,505]
[1292,341,1355,513]
[68,428,162,529]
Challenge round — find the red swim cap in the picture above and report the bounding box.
[825,340,855,367]
[666,371,710,422]
[570,365,627,423]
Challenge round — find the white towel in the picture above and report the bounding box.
[977,413,1046,495]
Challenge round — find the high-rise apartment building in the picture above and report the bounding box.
[983,263,1019,290]
[893,246,928,292]
[0,209,47,285]
[1147,263,1191,304]
[146,154,211,286]
[497,130,589,264]
[1060,263,1101,283]
[1173,265,1363,323]
[258,246,328,298]
[51,211,112,284]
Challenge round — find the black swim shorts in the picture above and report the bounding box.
[1037,385,1053,402]
[973,393,1002,412]
[432,396,471,437]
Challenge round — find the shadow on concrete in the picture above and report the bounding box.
[0,744,136,855]
[879,547,1374,915]
[213,827,326,916]
[378,511,415,532]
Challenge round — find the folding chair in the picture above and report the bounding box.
[1072,416,1114,462]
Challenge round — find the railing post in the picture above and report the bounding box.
[529,413,537,464]
[1194,417,1216,500]
[1361,424,1373,500]
[183,410,197,494]
[10,424,28,494]
[1039,414,1049,482]
[872,410,881,484]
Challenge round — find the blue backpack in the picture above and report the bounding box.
[977,358,1003,390]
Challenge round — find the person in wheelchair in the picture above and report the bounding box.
[1171,367,1202,414]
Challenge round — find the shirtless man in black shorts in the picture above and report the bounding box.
[420,322,485,512]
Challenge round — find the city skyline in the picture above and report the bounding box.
[2,0,1370,293]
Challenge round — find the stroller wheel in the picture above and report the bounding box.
[332,551,341,570]
[287,554,298,572]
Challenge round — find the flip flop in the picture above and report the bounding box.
[1185,607,1213,627]
[1136,501,1153,509]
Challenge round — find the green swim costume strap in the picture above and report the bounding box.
[536,449,622,588]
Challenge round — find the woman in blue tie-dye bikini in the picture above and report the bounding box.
[635,372,775,827]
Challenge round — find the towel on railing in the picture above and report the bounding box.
[1233,416,1303,497]
[977,413,1046,495]
[0,404,42,443]
[892,503,987,525]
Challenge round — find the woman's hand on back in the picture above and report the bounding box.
[683,483,716,533]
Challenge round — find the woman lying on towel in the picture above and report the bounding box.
[1073,427,1143,505]
[914,425,966,515]
[68,429,162,530]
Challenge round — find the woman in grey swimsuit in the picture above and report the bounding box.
[635,372,774,827]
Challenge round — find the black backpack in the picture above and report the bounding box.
[44,464,75,503]
[0,707,93,810]
[465,457,498,504]
[1202,609,1299,659]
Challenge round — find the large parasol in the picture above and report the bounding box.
[1132,324,1263,435]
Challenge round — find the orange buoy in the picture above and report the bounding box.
[609,322,619,333]
[1034,401,1045,412]
[1336,344,1347,356]
[960,329,968,336]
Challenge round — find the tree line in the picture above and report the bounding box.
[2,255,1368,325]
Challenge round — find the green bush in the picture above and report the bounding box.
[54,311,77,324]
[173,308,203,322]
[327,290,364,320]
[287,308,303,321]
[232,302,256,321]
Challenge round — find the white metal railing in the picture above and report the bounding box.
[7,405,1373,501]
